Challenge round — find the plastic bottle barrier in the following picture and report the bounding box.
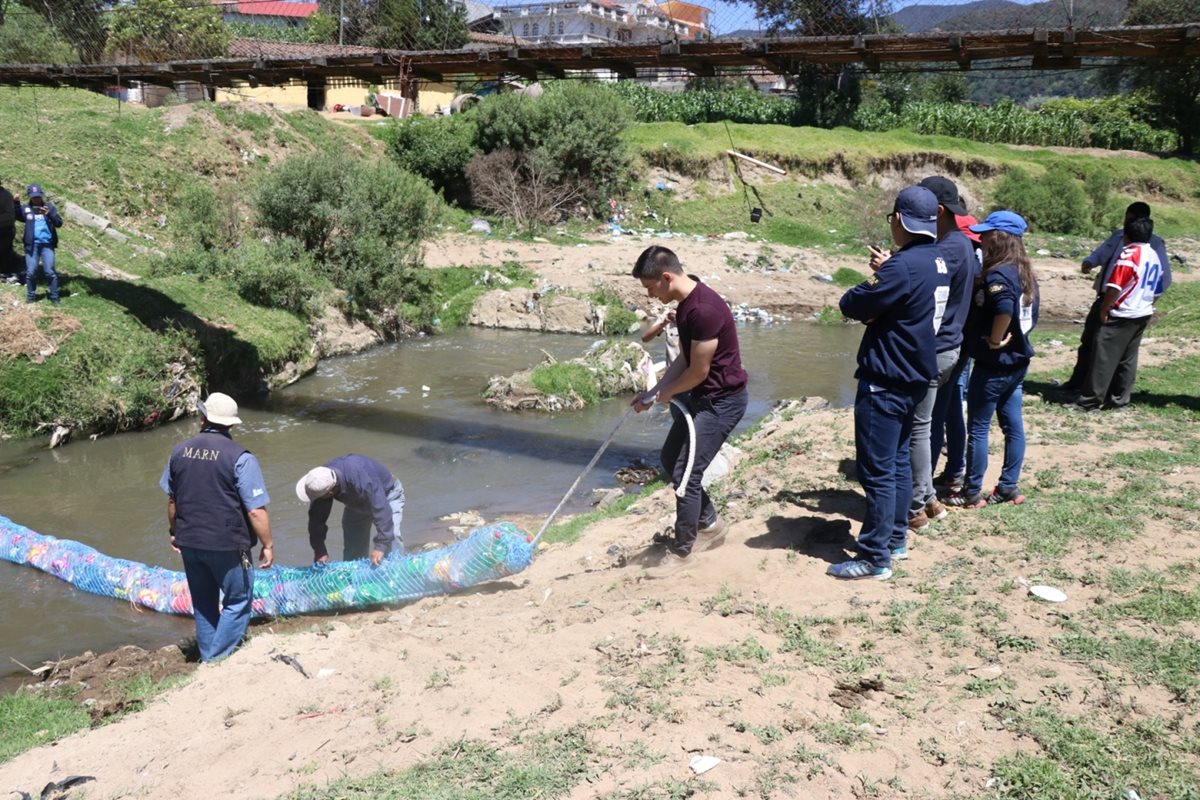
[0,515,535,618]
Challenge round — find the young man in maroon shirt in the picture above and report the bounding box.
[631,246,749,578]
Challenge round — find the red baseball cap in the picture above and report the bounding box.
[956,214,981,243]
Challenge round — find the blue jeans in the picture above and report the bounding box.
[343,481,405,560]
[25,244,58,302]
[964,365,1027,498]
[661,388,748,554]
[930,355,971,479]
[180,546,254,662]
[854,380,922,568]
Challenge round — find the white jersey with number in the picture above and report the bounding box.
[1106,242,1162,320]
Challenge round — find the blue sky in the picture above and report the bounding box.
[704,0,1042,35]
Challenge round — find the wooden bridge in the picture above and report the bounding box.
[0,24,1195,88]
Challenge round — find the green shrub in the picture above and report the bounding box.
[473,83,632,215]
[381,113,478,202]
[992,165,1090,235]
[172,181,239,251]
[531,362,600,405]
[255,151,443,314]
[1082,167,1113,229]
[609,82,802,126]
[233,239,329,318]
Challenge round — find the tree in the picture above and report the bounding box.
[15,0,106,62]
[750,1,891,128]
[319,0,468,50]
[106,0,230,62]
[1123,0,1200,154]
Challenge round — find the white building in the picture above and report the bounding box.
[492,0,708,45]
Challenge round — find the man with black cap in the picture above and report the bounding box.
[296,454,405,566]
[161,392,274,662]
[833,185,946,580]
[904,176,978,536]
[17,184,63,305]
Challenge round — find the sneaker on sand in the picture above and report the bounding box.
[645,550,691,579]
[945,491,986,509]
[890,545,909,561]
[933,471,965,493]
[908,510,929,534]
[925,498,948,521]
[827,559,892,581]
[985,485,1025,505]
[694,518,728,552]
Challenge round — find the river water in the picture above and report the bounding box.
[0,324,861,674]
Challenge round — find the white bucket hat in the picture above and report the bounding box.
[296,466,338,502]
[197,392,242,426]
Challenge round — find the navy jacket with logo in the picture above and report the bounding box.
[839,239,947,391]
[934,230,980,353]
[969,263,1039,371]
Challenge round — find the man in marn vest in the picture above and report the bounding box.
[162,393,273,662]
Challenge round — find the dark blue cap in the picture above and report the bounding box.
[894,186,938,239]
[27,184,43,198]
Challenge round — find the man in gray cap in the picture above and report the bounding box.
[161,392,273,662]
[833,185,946,580]
[296,454,405,566]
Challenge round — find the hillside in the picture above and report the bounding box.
[892,0,1017,33]
[931,0,1126,30]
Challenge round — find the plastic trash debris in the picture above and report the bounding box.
[316,668,336,679]
[1029,585,1067,603]
[469,218,492,234]
[689,755,721,775]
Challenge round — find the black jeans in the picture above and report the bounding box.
[1077,315,1150,409]
[1066,294,1103,389]
[661,388,748,554]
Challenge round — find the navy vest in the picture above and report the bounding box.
[169,430,254,551]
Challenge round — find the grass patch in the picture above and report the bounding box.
[830,267,867,288]
[988,706,1200,800]
[541,481,664,546]
[0,690,91,764]
[287,727,599,799]
[1056,625,1200,701]
[409,261,535,330]
[530,362,601,405]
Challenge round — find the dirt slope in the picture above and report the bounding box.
[3,390,1198,799]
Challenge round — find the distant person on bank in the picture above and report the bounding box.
[1063,202,1170,392]
[161,393,274,663]
[296,454,405,566]
[17,184,63,305]
[630,245,749,579]
[1069,216,1163,412]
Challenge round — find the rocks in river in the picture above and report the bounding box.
[484,340,652,412]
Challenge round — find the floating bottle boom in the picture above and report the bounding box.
[0,515,535,617]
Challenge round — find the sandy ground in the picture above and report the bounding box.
[3,232,1199,798]
[425,231,1198,323]
[4,386,1200,798]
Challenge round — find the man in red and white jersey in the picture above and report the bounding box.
[1071,216,1163,411]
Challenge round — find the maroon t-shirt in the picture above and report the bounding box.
[676,277,748,398]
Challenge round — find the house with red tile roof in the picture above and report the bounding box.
[211,1,320,29]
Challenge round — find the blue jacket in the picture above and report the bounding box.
[969,263,1039,371]
[935,230,980,353]
[840,239,945,390]
[308,454,401,557]
[18,203,62,252]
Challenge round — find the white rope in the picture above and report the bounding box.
[669,398,696,499]
[531,407,635,547]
